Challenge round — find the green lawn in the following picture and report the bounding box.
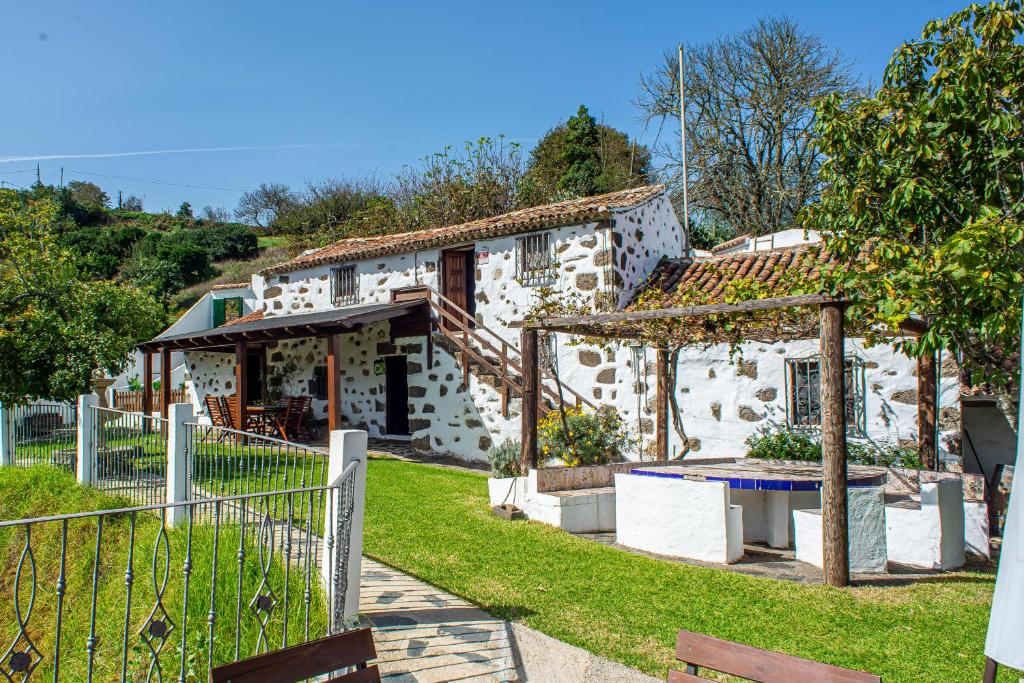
[0,467,328,682]
[363,456,1015,682]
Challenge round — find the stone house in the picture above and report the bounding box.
[139,183,959,465]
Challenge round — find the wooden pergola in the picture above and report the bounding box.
[513,293,937,588]
[137,300,428,431]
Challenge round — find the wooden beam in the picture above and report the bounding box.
[326,334,342,432]
[917,352,938,470]
[235,341,248,433]
[160,349,172,419]
[656,346,670,460]
[142,351,154,417]
[520,328,539,474]
[513,293,843,330]
[819,301,849,588]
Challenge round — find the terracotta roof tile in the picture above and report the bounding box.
[709,233,751,254]
[262,184,666,276]
[630,246,835,307]
[221,309,263,327]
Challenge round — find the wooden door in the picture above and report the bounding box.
[441,248,472,331]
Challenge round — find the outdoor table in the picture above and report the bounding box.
[247,404,287,437]
[629,461,886,549]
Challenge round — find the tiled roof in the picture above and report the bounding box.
[221,309,263,327]
[210,282,251,291]
[632,246,834,306]
[262,184,666,276]
[709,233,751,254]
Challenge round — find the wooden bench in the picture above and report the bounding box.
[210,628,381,683]
[668,629,881,682]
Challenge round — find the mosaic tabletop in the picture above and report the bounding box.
[630,461,887,492]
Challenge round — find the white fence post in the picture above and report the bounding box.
[0,404,12,466]
[321,429,368,628]
[165,403,194,527]
[76,394,97,485]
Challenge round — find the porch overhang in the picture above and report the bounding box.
[138,300,428,353]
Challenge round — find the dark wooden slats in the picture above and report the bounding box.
[673,630,881,683]
[210,628,379,683]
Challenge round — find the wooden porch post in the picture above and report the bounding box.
[656,345,670,460]
[160,349,172,419]
[235,341,248,431]
[520,328,539,474]
[142,351,154,416]
[326,334,342,431]
[917,352,938,470]
[819,301,850,588]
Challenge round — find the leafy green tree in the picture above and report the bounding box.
[176,202,194,220]
[522,106,653,204]
[803,1,1024,399]
[0,191,164,403]
[65,180,109,209]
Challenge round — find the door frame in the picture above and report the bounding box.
[384,355,410,437]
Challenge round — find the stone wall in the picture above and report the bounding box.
[611,193,687,307]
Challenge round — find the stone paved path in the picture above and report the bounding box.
[359,558,521,682]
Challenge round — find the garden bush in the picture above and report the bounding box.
[538,406,630,467]
[746,427,924,469]
[487,439,522,477]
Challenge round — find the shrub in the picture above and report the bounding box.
[538,406,630,467]
[747,427,925,469]
[487,440,522,478]
[745,428,821,462]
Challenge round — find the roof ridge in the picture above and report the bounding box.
[262,184,666,276]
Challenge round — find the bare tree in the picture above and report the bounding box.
[200,205,232,222]
[234,182,297,227]
[637,16,859,237]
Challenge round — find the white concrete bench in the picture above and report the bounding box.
[792,486,888,573]
[614,473,743,564]
[885,479,966,570]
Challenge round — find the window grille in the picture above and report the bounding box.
[330,265,358,305]
[784,355,866,436]
[515,232,555,286]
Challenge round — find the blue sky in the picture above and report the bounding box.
[1,1,965,214]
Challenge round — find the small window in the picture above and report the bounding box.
[310,366,328,400]
[516,232,555,286]
[785,355,866,436]
[330,265,358,305]
[212,296,243,327]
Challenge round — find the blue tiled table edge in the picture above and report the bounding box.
[628,468,886,492]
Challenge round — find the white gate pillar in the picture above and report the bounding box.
[321,429,368,629]
[0,404,12,466]
[165,403,194,527]
[76,394,98,485]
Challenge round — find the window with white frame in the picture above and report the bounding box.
[515,232,555,285]
[330,264,358,305]
[784,354,866,436]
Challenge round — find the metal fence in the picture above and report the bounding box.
[89,407,169,506]
[10,403,77,471]
[184,423,330,523]
[0,467,358,682]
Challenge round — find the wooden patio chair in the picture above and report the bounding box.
[273,395,312,441]
[223,394,263,434]
[209,627,380,683]
[203,395,230,443]
[668,629,881,682]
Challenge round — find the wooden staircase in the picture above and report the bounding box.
[421,288,595,418]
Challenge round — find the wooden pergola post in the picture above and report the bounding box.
[326,334,342,431]
[234,341,248,431]
[656,345,670,460]
[917,352,938,470]
[160,349,172,419]
[142,351,154,417]
[819,301,850,587]
[520,328,539,474]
